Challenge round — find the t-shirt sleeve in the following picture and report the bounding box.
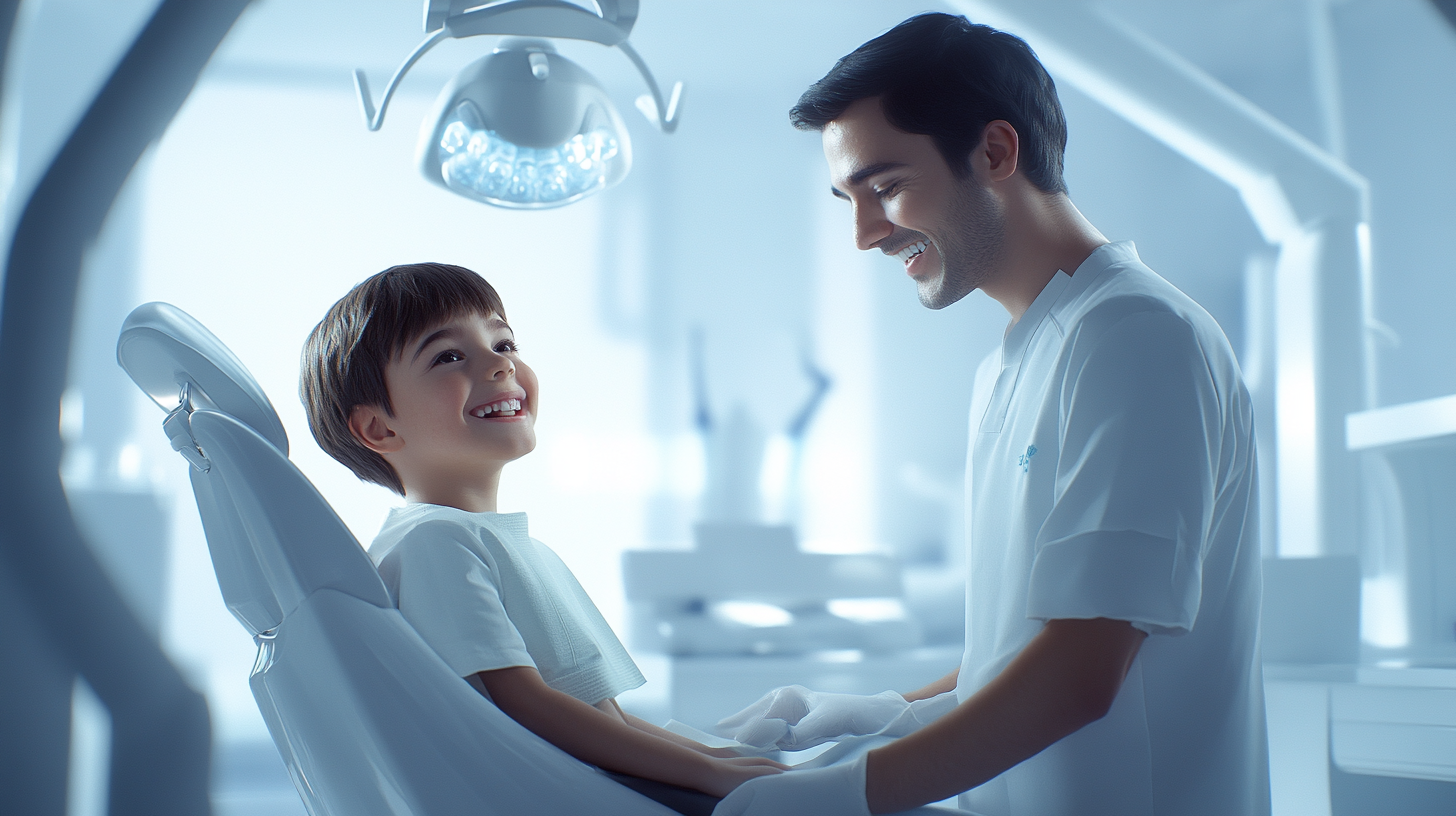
[379,520,536,676]
[1026,309,1221,635]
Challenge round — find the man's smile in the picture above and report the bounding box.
[894,239,930,266]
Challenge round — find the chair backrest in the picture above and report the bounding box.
[187,407,669,815]
[188,409,392,617]
[116,302,388,633]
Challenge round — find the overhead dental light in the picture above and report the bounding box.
[354,0,682,210]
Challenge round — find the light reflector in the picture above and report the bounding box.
[436,100,623,208]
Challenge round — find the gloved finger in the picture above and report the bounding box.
[715,690,780,733]
[776,725,839,752]
[759,685,814,726]
[787,689,905,746]
[733,716,791,750]
[715,685,814,734]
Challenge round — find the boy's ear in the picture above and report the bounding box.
[348,405,403,454]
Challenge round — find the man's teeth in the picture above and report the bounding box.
[472,399,522,418]
[895,240,930,264]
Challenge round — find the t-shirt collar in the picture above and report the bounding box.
[386,502,530,538]
[1000,241,1136,369]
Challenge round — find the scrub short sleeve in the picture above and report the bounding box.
[379,520,536,677]
[1027,309,1221,635]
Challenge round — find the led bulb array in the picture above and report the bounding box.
[437,112,621,208]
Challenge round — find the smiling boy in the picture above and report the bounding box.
[300,263,783,811]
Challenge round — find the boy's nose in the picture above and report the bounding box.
[487,352,515,379]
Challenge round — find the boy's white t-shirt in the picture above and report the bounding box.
[368,503,644,706]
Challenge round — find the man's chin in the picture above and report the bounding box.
[916,273,973,310]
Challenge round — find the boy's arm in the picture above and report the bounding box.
[476,666,783,796]
[609,703,742,758]
[865,617,1145,813]
[603,698,738,757]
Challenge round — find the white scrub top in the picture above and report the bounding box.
[370,504,645,706]
[957,242,1269,816]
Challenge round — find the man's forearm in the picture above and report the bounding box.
[865,618,1145,813]
[903,668,959,702]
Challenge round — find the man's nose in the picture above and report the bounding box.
[852,199,893,252]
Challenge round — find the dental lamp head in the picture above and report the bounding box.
[355,0,681,211]
[420,40,631,209]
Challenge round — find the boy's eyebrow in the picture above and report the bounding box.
[409,318,514,362]
[410,327,457,362]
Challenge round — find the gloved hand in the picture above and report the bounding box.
[716,685,958,752]
[712,751,870,816]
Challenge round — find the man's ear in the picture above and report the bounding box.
[976,119,1020,183]
[348,404,403,454]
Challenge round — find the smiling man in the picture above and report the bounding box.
[714,13,1269,816]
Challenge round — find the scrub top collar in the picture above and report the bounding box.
[999,241,1137,370]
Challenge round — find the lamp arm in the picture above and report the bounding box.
[354,27,450,131]
[618,38,682,133]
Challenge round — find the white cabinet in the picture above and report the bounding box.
[1330,666,1456,782]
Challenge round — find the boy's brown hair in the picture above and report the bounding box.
[301,262,506,494]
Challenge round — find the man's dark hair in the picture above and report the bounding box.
[300,262,507,495]
[791,12,1067,194]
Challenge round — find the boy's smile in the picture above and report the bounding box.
[349,311,538,510]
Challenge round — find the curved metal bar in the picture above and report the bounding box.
[618,38,682,133]
[445,0,628,45]
[0,1,252,812]
[355,27,450,131]
[592,0,639,33]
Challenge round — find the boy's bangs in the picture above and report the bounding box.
[366,266,507,360]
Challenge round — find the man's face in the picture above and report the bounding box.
[822,98,1005,310]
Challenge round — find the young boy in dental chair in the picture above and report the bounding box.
[300,263,784,810]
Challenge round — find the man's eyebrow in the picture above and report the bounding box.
[829,161,909,199]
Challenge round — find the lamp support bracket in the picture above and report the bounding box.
[355,0,680,134]
[354,28,450,132]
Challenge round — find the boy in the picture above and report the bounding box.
[300,263,783,810]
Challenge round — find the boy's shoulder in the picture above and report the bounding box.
[368,504,530,567]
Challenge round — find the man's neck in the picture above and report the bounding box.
[981,190,1107,324]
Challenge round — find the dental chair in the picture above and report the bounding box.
[116,302,678,815]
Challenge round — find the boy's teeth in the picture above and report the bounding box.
[473,398,522,418]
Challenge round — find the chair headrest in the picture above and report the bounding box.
[117,302,288,454]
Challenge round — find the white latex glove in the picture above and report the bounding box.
[716,686,959,752]
[712,751,870,816]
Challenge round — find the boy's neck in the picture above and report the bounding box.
[403,469,502,513]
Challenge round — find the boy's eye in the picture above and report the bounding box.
[875,182,901,199]
[432,349,464,366]
[494,339,520,354]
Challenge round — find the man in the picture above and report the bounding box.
[715,13,1268,816]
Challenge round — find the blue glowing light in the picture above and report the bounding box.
[436,102,622,209]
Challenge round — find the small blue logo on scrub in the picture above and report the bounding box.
[1018,445,1038,472]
